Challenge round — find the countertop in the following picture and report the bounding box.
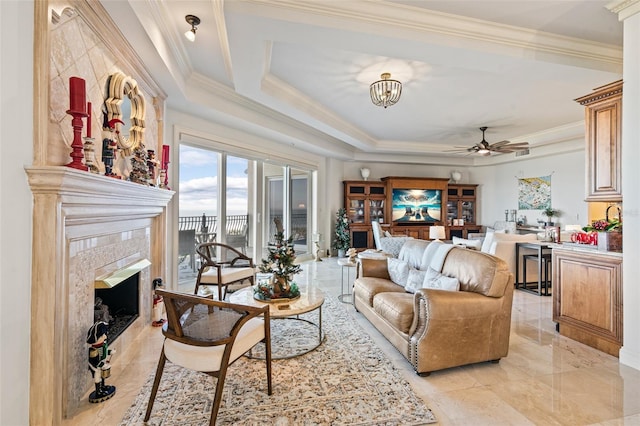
[552,242,623,258]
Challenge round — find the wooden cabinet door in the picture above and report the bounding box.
[575,80,622,202]
[552,249,622,356]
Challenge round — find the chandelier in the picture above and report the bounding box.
[369,73,402,108]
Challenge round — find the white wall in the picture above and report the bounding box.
[619,6,640,372]
[471,150,588,229]
[340,154,588,230]
[0,1,34,424]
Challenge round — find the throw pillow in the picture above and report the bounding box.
[404,268,427,294]
[423,267,460,291]
[452,236,482,250]
[387,258,410,287]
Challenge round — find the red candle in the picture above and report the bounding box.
[162,145,170,166]
[69,77,86,113]
[86,102,92,138]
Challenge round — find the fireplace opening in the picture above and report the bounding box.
[94,272,140,342]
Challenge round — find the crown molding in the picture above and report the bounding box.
[607,0,640,20]
[233,0,622,69]
[213,0,235,82]
[261,72,378,150]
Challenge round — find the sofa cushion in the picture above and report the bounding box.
[398,239,430,269]
[387,258,410,286]
[441,247,511,297]
[359,258,391,279]
[418,240,443,270]
[480,229,506,253]
[429,244,455,272]
[372,292,414,334]
[404,268,427,294]
[423,267,460,291]
[354,277,405,306]
[488,232,538,277]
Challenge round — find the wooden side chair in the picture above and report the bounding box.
[144,289,272,426]
[195,242,257,301]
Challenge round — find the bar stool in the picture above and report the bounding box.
[522,252,552,296]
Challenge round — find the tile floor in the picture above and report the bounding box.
[64,257,640,425]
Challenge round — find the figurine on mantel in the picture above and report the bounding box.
[128,143,151,185]
[86,321,116,403]
[101,116,122,178]
[146,149,160,186]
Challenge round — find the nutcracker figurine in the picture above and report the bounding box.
[152,278,166,327]
[86,321,116,403]
[101,116,123,178]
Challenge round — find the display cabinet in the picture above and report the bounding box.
[343,181,386,249]
[446,184,479,238]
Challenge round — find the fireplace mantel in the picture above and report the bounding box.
[26,166,174,424]
[26,166,174,209]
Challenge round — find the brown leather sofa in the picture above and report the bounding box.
[353,241,514,375]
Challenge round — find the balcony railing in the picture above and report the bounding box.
[178,213,308,261]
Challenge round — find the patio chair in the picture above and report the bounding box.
[178,229,197,272]
[194,242,257,301]
[144,289,272,426]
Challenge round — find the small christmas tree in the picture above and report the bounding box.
[333,208,351,255]
[256,231,302,300]
[129,143,151,185]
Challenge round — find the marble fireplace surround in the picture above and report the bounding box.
[26,166,174,424]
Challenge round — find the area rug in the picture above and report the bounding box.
[120,294,437,425]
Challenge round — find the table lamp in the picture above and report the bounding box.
[429,225,446,242]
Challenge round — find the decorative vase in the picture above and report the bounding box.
[338,249,346,258]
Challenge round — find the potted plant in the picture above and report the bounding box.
[333,208,351,257]
[583,216,622,252]
[543,207,559,226]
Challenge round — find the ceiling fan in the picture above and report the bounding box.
[448,127,529,156]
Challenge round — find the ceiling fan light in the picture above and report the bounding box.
[478,148,490,155]
[370,73,402,108]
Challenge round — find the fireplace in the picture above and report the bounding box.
[26,167,174,423]
[95,272,141,342]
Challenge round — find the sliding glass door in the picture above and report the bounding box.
[178,144,314,281]
[264,164,311,256]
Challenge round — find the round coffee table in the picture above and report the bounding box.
[229,286,325,359]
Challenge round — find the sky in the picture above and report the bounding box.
[178,145,249,217]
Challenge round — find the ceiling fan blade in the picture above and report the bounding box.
[493,145,529,153]
[489,140,511,148]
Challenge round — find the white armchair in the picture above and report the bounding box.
[371,221,413,257]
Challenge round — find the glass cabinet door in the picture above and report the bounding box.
[446,201,457,225]
[369,199,384,223]
[461,201,475,223]
[348,198,365,224]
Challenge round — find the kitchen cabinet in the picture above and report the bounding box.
[552,247,623,357]
[575,80,623,202]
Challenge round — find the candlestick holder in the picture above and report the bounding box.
[66,109,88,171]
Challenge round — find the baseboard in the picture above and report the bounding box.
[619,346,640,372]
